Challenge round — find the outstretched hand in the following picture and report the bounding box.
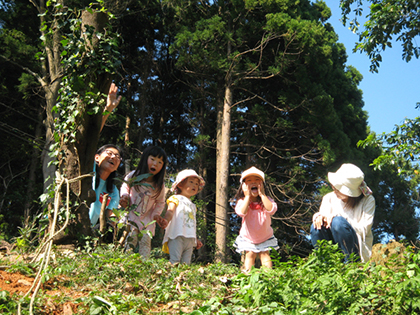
[105,82,122,113]
[101,82,122,132]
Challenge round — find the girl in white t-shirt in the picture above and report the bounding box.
[154,169,205,265]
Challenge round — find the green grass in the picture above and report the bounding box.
[2,242,420,314]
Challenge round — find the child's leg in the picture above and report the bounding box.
[168,236,183,264]
[125,227,139,252]
[259,251,272,269]
[138,233,151,259]
[180,238,195,265]
[244,251,257,271]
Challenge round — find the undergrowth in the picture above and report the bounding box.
[2,242,420,314]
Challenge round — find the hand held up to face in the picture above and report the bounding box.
[242,182,250,197]
[257,183,265,197]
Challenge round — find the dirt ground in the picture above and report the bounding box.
[0,267,89,314]
[0,249,88,314]
[0,269,35,294]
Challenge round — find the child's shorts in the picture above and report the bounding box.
[234,235,279,253]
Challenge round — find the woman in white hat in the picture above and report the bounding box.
[154,169,205,265]
[311,163,375,262]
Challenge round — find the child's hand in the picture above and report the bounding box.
[196,240,203,250]
[119,194,129,208]
[257,183,266,197]
[242,182,250,196]
[154,215,168,229]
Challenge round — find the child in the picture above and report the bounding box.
[89,144,123,227]
[233,166,278,271]
[120,146,167,258]
[154,169,205,265]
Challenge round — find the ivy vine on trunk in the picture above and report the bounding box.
[41,1,121,244]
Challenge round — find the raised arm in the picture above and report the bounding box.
[101,82,122,131]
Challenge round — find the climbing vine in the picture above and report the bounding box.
[47,0,121,163]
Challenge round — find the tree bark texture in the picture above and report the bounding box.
[215,84,232,263]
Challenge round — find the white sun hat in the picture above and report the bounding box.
[171,169,205,192]
[240,166,265,183]
[328,163,370,197]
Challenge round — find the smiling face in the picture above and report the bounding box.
[243,175,263,199]
[147,155,164,178]
[95,147,121,179]
[177,176,201,198]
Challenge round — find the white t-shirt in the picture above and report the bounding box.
[162,195,197,246]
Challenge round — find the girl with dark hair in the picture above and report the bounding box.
[89,144,123,227]
[120,146,168,258]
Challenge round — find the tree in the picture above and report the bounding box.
[1,0,121,242]
[340,0,420,72]
[166,0,375,261]
[335,1,420,176]
[165,0,309,261]
[373,163,420,242]
[0,0,45,236]
[53,7,121,241]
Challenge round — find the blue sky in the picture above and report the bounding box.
[324,0,420,135]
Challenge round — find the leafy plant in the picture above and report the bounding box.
[0,291,18,313]
[3,241,420,314]
[11,218,41,256]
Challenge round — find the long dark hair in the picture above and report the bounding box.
[332,185,365,209]
[132,146,167,197]
[95,144,123,193]
[345,195,364,209]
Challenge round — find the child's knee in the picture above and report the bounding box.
[246,251,257,260]
[259,251,272,268]
[259,251,270,260]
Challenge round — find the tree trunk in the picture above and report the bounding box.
[215,84,232,263]
[41,86,60,192]
[197,166,208,262]
[39,0,64,193]
[23,107,44,225]
[197,100,209,262]
[52,10,112,243]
